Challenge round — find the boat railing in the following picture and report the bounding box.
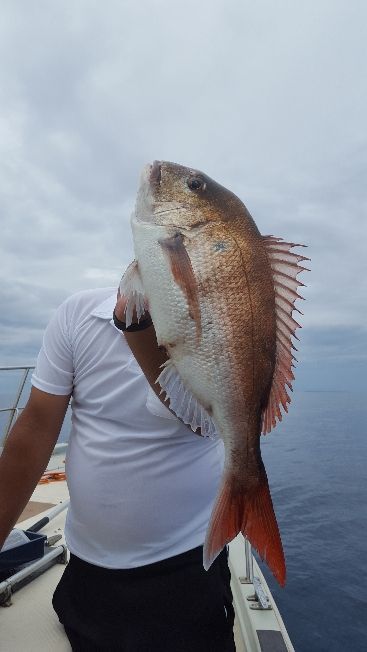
[0,365,69,453]
[0,365,35,445]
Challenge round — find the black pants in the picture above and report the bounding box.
[53,547,236,652]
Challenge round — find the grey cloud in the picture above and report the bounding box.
[0,0,366,390]
[295,325,367,392]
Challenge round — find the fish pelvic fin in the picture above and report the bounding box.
[203,473,286,587]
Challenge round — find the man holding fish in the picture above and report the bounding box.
[0,161,307,651]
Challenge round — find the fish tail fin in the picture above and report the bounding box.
[203,474,286,587]
[242,477,286,587]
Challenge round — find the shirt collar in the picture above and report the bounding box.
[90,293,117,320]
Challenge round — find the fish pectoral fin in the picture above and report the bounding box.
[158,232,201,342]
[203,473,286,587]
[119,260,148,327]
[156,359,218,439]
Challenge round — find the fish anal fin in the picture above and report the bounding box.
[203,474,286,587]
[262,235,309,434]
[119,260,148,327]
[159,232,201,341]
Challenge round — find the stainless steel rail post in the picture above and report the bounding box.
[239,536,254,584]
[0,366,35,444]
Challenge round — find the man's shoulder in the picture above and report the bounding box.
[65,287,116,308]
[58,287,116,327]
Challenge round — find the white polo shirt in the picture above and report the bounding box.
[32,288,224,568]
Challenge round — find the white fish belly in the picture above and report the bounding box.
[132,218,234,428]
[132,219,191,348]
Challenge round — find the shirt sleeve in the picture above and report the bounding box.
[31,298,74,396]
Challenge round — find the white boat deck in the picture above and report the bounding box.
[0,449,294,651]
[0,454,70,651]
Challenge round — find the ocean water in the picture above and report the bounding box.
[260,391,367,652]
[1,382,366,650]
[0,369,71,445]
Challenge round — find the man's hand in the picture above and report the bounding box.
[114,288,150,326]
[114,288,132,324]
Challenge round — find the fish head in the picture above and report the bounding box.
[134,160,248,229]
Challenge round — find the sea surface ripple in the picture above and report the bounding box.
[261,391,367,652]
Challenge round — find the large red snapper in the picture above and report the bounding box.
[121,161,308,586]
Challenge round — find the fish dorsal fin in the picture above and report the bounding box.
[261,235,309,435]
[157,359,218,439]
[119,260,148,327]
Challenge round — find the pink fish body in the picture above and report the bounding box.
[121,161,308,586]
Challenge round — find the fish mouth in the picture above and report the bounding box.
[149,160,162,186]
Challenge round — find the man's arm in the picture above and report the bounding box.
[123,315,206,439]
[0,387,70,548]
[124,323,169,400]
[114,292,171,406]
[115,294,202,436]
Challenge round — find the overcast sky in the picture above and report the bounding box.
[0,0,366,391]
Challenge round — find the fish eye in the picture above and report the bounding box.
[187,177,204,191]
